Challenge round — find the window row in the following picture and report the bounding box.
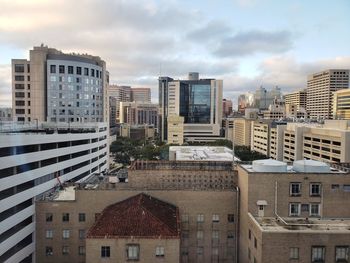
[45,229,85,239]
[49,64,102,78]
[181,213,234,223]
[289,203,320,217]
[46,212,86,222]
[46,246,86,256]
[99,245,164,259]
[290,182,321,196]
[289,246,349,262]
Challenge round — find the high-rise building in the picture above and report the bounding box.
[119,101,158,127]
[222,98,233,117]
[167,115,184,145]
[12,45,109,123]
[307,69,349,119]
[158,76,174,141]
[233,118,253,147]
[333,88,350,119]
[159,72,223,142]
[108,85,131,124]
[0,122,108,263]
[284,89,307,111]
[131,88,151,103]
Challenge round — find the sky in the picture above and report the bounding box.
[0,0,349,108]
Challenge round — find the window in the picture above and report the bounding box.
[254,237,257,248]
[46,230,53,239]
[101,246,110,258]
[343,185,350,192]
[84,67,89,76]
[248,229,251,240]
[197,230,203,239]
[79,213,86,222]
[212,247,219,256]
[59,65,65,74]
[68,66,74,74]
[290,183,301,196]
[46,213,53,222]
[336,246,349,262]
[289,203,300,216]
[15,75,25,81]
[181,214,189,222]
[289,247,299,259]
[310,203,320,217]
[15,64,25,73]
[197,214,204,223]
[79,229,86,239]
[79,246,86,255]
[62,246,69,255]
[228,214,234,222]
[212,214,220,222]
[227,231,234,239]
[46,246,53,256]
[310,183,321,196]
[127,244,139,260]
[197,246,203,255]
[248,248,251,260]
[62,213,69,222]
[50,65,56,73]
[62,230,70,239]
[91,68,95,77]
[212,230,219,239]
[312,246,325,262]
[182,230,189,239]
[332,184,340,190]
[76,66,82,75]
[155,246,164,257]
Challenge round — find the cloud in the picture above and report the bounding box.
[0,65,12,107]
[214,30,293,57]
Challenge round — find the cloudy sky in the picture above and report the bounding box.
[0,0,349,108]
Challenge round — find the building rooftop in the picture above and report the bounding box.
[169,146,240,162]
[87,193,180,239]
[251,214,350,233]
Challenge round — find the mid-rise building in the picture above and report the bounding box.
[119,123,155,140]
[12,45,109,123]
[261,97,286,120]
[237,159,350,263]
[284,89,307,111]
[0,122,108,263]
[131,87,151,103]
[222,117,234,142]
[169,146,239,162]
[108,85,131,124]
[0,107,12,121]
[283,120,350,163]
[167,115,184,145]
[159,72,223,142]
[307,69,349,120]
[333,88,350,119]
[233,118,253,147]
[119,101,158,127]
[222,99,233,117]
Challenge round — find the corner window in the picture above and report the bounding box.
[290,183,301,196]
[101,246,110,258]
[289,247,299,259]
[336,246,349,262]
[310,183,321,196]
[312,246,325,263]
[289,203,300,216]
[127,244,139,260]
[155,246,164,257]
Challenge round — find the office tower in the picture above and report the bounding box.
[12,45,109,123]
[284,89,307,111]
[108,85,131,124]
[333,89,350,119]
[119,101,158,127]
[158,76,174,141]
[131,88,151,103]
[158,72,223,142]
[0,122,108,263]
[307,69,349,119]
[222,98,233,117]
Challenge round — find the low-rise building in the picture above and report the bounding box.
[333,88,350,120]
[169,146,239,162]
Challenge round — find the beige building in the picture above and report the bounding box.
[119,123,155,140]
[167,115,184,145]
[233,118,253,147]
[284,89,307,111]
[237,159,350,263]
[222,117,234,142]
[307,69,349,120]
[108,85,131,123]
[12,45,109,123]
[119,101,158,127]
[283,120,350,163]
[269,124,286,161]
[131,87,151,103]
[36,160,238,263]
[333,88,350,119]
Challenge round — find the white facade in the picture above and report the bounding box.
[0,122,108,263]
[169,146,240,161]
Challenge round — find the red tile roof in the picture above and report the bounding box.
[87,193,180,239]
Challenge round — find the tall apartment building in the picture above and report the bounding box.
[284,89,307,111]
[12,45,109,123]
[283,120,350,163]
[119,101,158,127]
[307,69,349,119]
[108,85,131,124]
[35,161,237,263]
[333,88,350,119]
[131,87,151,103]
[0,122,108,263]
[237,159,350,263]
[233,118,253,147]
[159,72,223,142]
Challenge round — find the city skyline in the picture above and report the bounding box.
[0,0,350,108]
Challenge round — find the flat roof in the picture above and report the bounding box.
[251,214,350,233]
[169,146,240,161]
[241,164,346,174]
